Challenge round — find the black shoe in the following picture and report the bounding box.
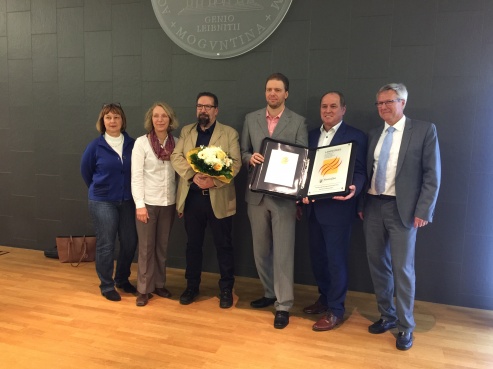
[368,319,397,334]
[180,288,199,305]
[274,311,289,329]
[219,289,233,309]
[44,246,59,259]
[116,282,137,294]
[250,296,276,308]
[102,290,121,301]
[396,332,413,350]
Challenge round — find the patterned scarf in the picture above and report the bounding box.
[148,129,175,161]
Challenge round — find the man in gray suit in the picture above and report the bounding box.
[241,73,308,329]
[360,83,441,350]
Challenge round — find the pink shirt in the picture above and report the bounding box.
[266,109,284,136]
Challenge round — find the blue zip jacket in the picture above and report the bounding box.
[80,132,135,202]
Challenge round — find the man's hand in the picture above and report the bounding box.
[193,173,214,189]
[414,217,428,228]
[332,185,356,201]
[249,152,264,166]
[301,197,312,204]
[301,185,357,204]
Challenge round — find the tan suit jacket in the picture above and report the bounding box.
[170,121,241,219]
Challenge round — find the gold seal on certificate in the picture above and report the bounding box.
[249,138,357,200]
[263,149,299,188]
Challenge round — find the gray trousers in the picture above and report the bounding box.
[247,196,296,311]
[363,196,417,332]
[136,204,175,294]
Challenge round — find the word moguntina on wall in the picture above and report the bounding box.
[152,0,292,59]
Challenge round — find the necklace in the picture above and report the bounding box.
[158,134,168,148]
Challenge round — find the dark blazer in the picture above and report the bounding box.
[366,117,441,228]
[306,122,367,226]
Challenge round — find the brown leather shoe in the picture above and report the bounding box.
[136,293,149,307]
[303,300,328,314]
[312,312,343,331]
[154,287,172,298]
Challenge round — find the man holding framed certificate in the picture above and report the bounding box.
[302,92,367,331]
[241,73,308,329]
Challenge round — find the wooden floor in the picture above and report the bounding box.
[1,246,492,369]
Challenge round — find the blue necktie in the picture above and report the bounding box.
[375,126,395,195]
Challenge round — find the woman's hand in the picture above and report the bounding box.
[136,207,149,224]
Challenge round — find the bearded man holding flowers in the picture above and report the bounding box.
[170,92,241,309]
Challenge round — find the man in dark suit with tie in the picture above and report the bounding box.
[241,72,308,329]
[360,83,441,350]
[302,91,367,331]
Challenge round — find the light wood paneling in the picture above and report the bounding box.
[0,246,492,369]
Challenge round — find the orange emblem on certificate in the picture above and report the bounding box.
[319,157,342,176]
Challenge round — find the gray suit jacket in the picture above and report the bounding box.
[366,117,441,227]
[240,107,308,205]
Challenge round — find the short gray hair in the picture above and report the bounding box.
[377,83,408,106]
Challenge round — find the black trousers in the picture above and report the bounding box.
[183,190,235,291]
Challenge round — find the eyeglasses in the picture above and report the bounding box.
[374,99,402,107]
[102,102,122,109]
[196,104,216,111]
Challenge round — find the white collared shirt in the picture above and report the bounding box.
[131,135,178,208]
[369,116,406,196]
[318,121,342,147]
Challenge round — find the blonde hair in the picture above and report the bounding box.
[144,102,179,133]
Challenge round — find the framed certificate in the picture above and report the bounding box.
[249,138,357,200]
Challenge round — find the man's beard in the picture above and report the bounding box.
[197,113,210,127]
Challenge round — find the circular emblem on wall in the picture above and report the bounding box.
[151,0,293,59]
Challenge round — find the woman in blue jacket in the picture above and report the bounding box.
[81,103,138,301]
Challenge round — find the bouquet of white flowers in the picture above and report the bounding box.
[186,145,234,183]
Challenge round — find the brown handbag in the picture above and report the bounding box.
[56,235,96,267]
